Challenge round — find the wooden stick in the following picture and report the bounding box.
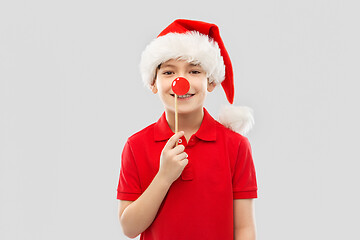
[175,93,178,146]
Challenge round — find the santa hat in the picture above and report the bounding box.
[140,19,254,135]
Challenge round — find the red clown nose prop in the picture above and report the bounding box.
[171,77,190,145]
[172,77,190,95]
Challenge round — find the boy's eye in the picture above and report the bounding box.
[190,70,201,74]
[162,71,174,75]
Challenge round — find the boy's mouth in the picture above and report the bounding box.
[170,93,195,99]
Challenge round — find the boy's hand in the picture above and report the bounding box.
[158,131,188,185]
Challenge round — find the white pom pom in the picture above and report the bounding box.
[218,105,255,136]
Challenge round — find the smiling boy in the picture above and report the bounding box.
[117,19,258,240]
[151,59,216,142]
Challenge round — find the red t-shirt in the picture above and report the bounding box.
[117,108,258,240]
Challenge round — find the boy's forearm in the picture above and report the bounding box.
[234,227,256,240]
[120,173,172,238]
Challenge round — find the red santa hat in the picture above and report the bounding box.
[140,19,254,135]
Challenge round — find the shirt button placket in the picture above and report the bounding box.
[188,137,195,147]
[178,136,187,147]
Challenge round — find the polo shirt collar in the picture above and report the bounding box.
[154,107,217,142]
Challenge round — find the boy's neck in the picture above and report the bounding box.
[165,107,204,134]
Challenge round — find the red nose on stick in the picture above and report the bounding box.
[172,77,190,95]
[171,77,190,143]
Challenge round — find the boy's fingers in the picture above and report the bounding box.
[172,144,185,155]
[164,131,185,149]
[180,158,189,167]
[174,151,188,161]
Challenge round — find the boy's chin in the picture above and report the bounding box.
[167,106,203,114]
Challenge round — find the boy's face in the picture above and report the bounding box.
[151,59,216,114]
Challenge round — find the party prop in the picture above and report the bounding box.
[172,77,190,96]
[171,77,190,145]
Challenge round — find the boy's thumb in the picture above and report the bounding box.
[165,131,184,149]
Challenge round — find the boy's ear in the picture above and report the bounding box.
[151,82,158,94]
[207,80,216,92]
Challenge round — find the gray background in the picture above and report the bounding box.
[1,0,359,239]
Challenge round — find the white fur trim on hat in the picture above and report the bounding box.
[218,105,255,136]
[140,31,225,88]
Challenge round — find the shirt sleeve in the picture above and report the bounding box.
[232,137,258,199]
[117,140,142,201]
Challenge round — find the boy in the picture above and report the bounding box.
[117,19,258,240]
